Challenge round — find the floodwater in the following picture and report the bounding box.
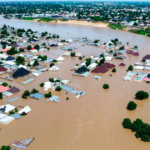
[0,16,150,150]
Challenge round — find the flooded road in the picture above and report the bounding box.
[0,16,150,150]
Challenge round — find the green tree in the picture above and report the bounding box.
[27,45,32,50]
[19,48,24,52]
[127,101,137,110]
[0,92,3,99]
[50,63,54,67]
[103,84,109,89]
[40,83,44,87]
[31,89,38,94]
[135,91,149,100]
[112,68,116,72]
[16,56,25,65]
[128,65,133,71]
[34,44,40,50]
[55,86,62,91]
[122,118,132,129]
[33,59,39,66]
[44,92,52,98]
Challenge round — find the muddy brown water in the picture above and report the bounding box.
[0,16,150,150]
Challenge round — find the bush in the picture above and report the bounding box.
[142,58,146,62]
[128,65,133,71]
[19,48,24,52]
[70,52,75,57]
[1,146,10,150]
[79,56,82,60]
[20,112,27,116]
[40,83,44,87]
[0,92,3,99]
[127,101,137,110]
[33,59,39,66]
[31,89,38,94]
[103,84,109,89]
[52,59,57,62]
[2,82,8,87]
[55,86,62,91]
[123,118,150,142]
[49,78,54,82]
[50,63,54,67]
[112,68,116,72]
[44,92,52,98]
[9,110,15,115]
[22,90,30,99]
[135,91,149,100]
[15,108,18,112]
[66,97,69,100]
[146,81,150,84]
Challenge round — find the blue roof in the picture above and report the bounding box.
[30,93,44,100]
[8,97,18,103]
[44,58,53,63]
[2,91,12,96]
[23,78,34,85]
[5,56,15,61]
[11,113,22,119]
[62,85,74,92]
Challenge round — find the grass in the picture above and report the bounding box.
[21,17,36,20]
[38,18,56,22]
[108,23,125,30]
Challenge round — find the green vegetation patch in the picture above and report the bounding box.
[108,23,125,30]
[21,17,36,20]
[38,18,56,22]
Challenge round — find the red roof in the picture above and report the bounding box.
[133,52,139,56]
[101,62,116,69]
[143,55,150,60]
[30,48,35,50]
[127,50,134,55]
[24,47,27,49]
[0,85,9,92]
[119,63,126,66]
[92,66,108,73]
[0,66,7,72]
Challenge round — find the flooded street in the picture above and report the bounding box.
[0,16,150,150]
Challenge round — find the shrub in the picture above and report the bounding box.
[9,110,15,115]
[142,58,146,62]
[49,78,54,82]
[52,59,57,62]
[33,59,39,66]
[66,97,69,100]
[2,82,8,87]
[9,85,11,88]
[50,63,54,67]
[127,101,137,110]
[0,92,3,99]
[79,56,82,60]
[112,68,116,72]
[20,112,27,116]
[31,89,38,94]
[123,118,150,142]
[44,92,52,98]
[1,146,10,150]
[103,84,109,89]
[135,91,149,100]
[70,52,75,57]
[146,81,150,84]
[128,65,133,71]
[40,83,44,87]
[55,86,62,91]
[15,108,18,112]
[113,53,117,57]
[22,90,30,99]
[19,48,24,52]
